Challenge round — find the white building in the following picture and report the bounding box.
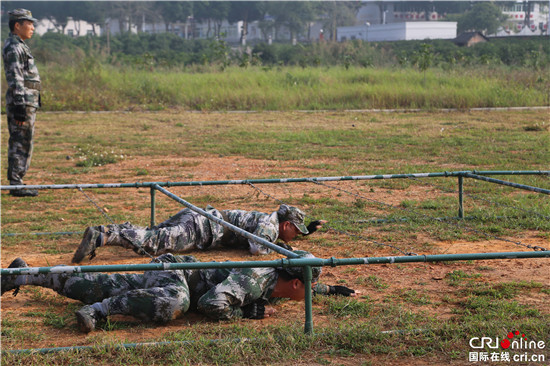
[338,22,457,42]
[35,17,100,37]
[500,1,549,33]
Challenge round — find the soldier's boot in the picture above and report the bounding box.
[10,184,38,197]
[1,258,28,296]
[72,227,107,263]
[75,305,104,333]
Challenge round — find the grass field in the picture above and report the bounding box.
[1,109,549,365]
[3,64,549,112]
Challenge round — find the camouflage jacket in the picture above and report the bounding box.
[163,254,330,320]
[194,266,331,320]
[3,33,40,107]
[211,209,280,255]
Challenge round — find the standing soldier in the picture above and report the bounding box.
[3,9,41,197]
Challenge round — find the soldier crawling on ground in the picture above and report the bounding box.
[72,204,326,263]
[2,251,356,333]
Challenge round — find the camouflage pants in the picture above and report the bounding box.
[6,104,36,185]
[109,209,223,255]
[24,255,190,323]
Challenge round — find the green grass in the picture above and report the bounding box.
[1,97,548,364]
[4,64,548,112]
[2,277,548,364]
[355,275,390,290]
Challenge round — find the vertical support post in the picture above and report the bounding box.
[303,265,314,334]
[458,176,464,219]
[150,186,156,228]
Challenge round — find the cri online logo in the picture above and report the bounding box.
[469,330,546,350]
[501,330,525,349]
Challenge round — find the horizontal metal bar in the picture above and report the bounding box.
[464,173,550,195]
[3,251,549,275]
[152,184,299,258]
[472,170,550,176]
[2,171,548,190]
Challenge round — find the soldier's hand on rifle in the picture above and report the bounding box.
[304,220,327,235]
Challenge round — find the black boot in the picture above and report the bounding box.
[1,258,28,296]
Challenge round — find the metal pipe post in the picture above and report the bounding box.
[303,265,314,334]
[458,176,464,219]
[150,186,156,227]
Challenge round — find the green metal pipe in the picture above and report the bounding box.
[464,173,550,195]
[304,265,314,334]
[458,176,464,219]
[153,184,300,258]
[2,171,548,191]
[150,186,156,228]
[3,251,549,275]
[472,170,550,176]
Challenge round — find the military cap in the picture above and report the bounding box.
[9,9,37,23]
[280,250,322,283]
[277,204,308,234]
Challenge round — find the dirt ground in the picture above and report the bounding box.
[1,152,549,364]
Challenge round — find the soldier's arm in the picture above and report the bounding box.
[196,289,244,320]
[197,268,274,320]
[4,44,26,105]
[248,217,278,255]
[196,273,259,320]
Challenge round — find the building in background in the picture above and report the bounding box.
[338,22,457,42]
[29,1,549,42]
[500,1,548,33]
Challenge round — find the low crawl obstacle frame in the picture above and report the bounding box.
[1,170,549,353]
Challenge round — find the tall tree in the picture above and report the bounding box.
[157,2,193,33]
[194,2,230,38]
[227,2,262,45]
[455,2,506,34]
[266,2,317,41]
[317,1,360,42]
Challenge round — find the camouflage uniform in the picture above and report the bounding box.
[14,253,330,322]
[109,206,281,256]
[3,10,41,185]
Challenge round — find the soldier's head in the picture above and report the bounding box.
[273,251,322,301]
[277,204,308,242]
[9,9,36,39]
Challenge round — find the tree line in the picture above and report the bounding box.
[2,1,542,41]
[2,1,362,42]
[23,29,549,72]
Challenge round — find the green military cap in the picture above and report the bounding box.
[9,9,38,23]
[277,204,308,234]
[280,250,322,283]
